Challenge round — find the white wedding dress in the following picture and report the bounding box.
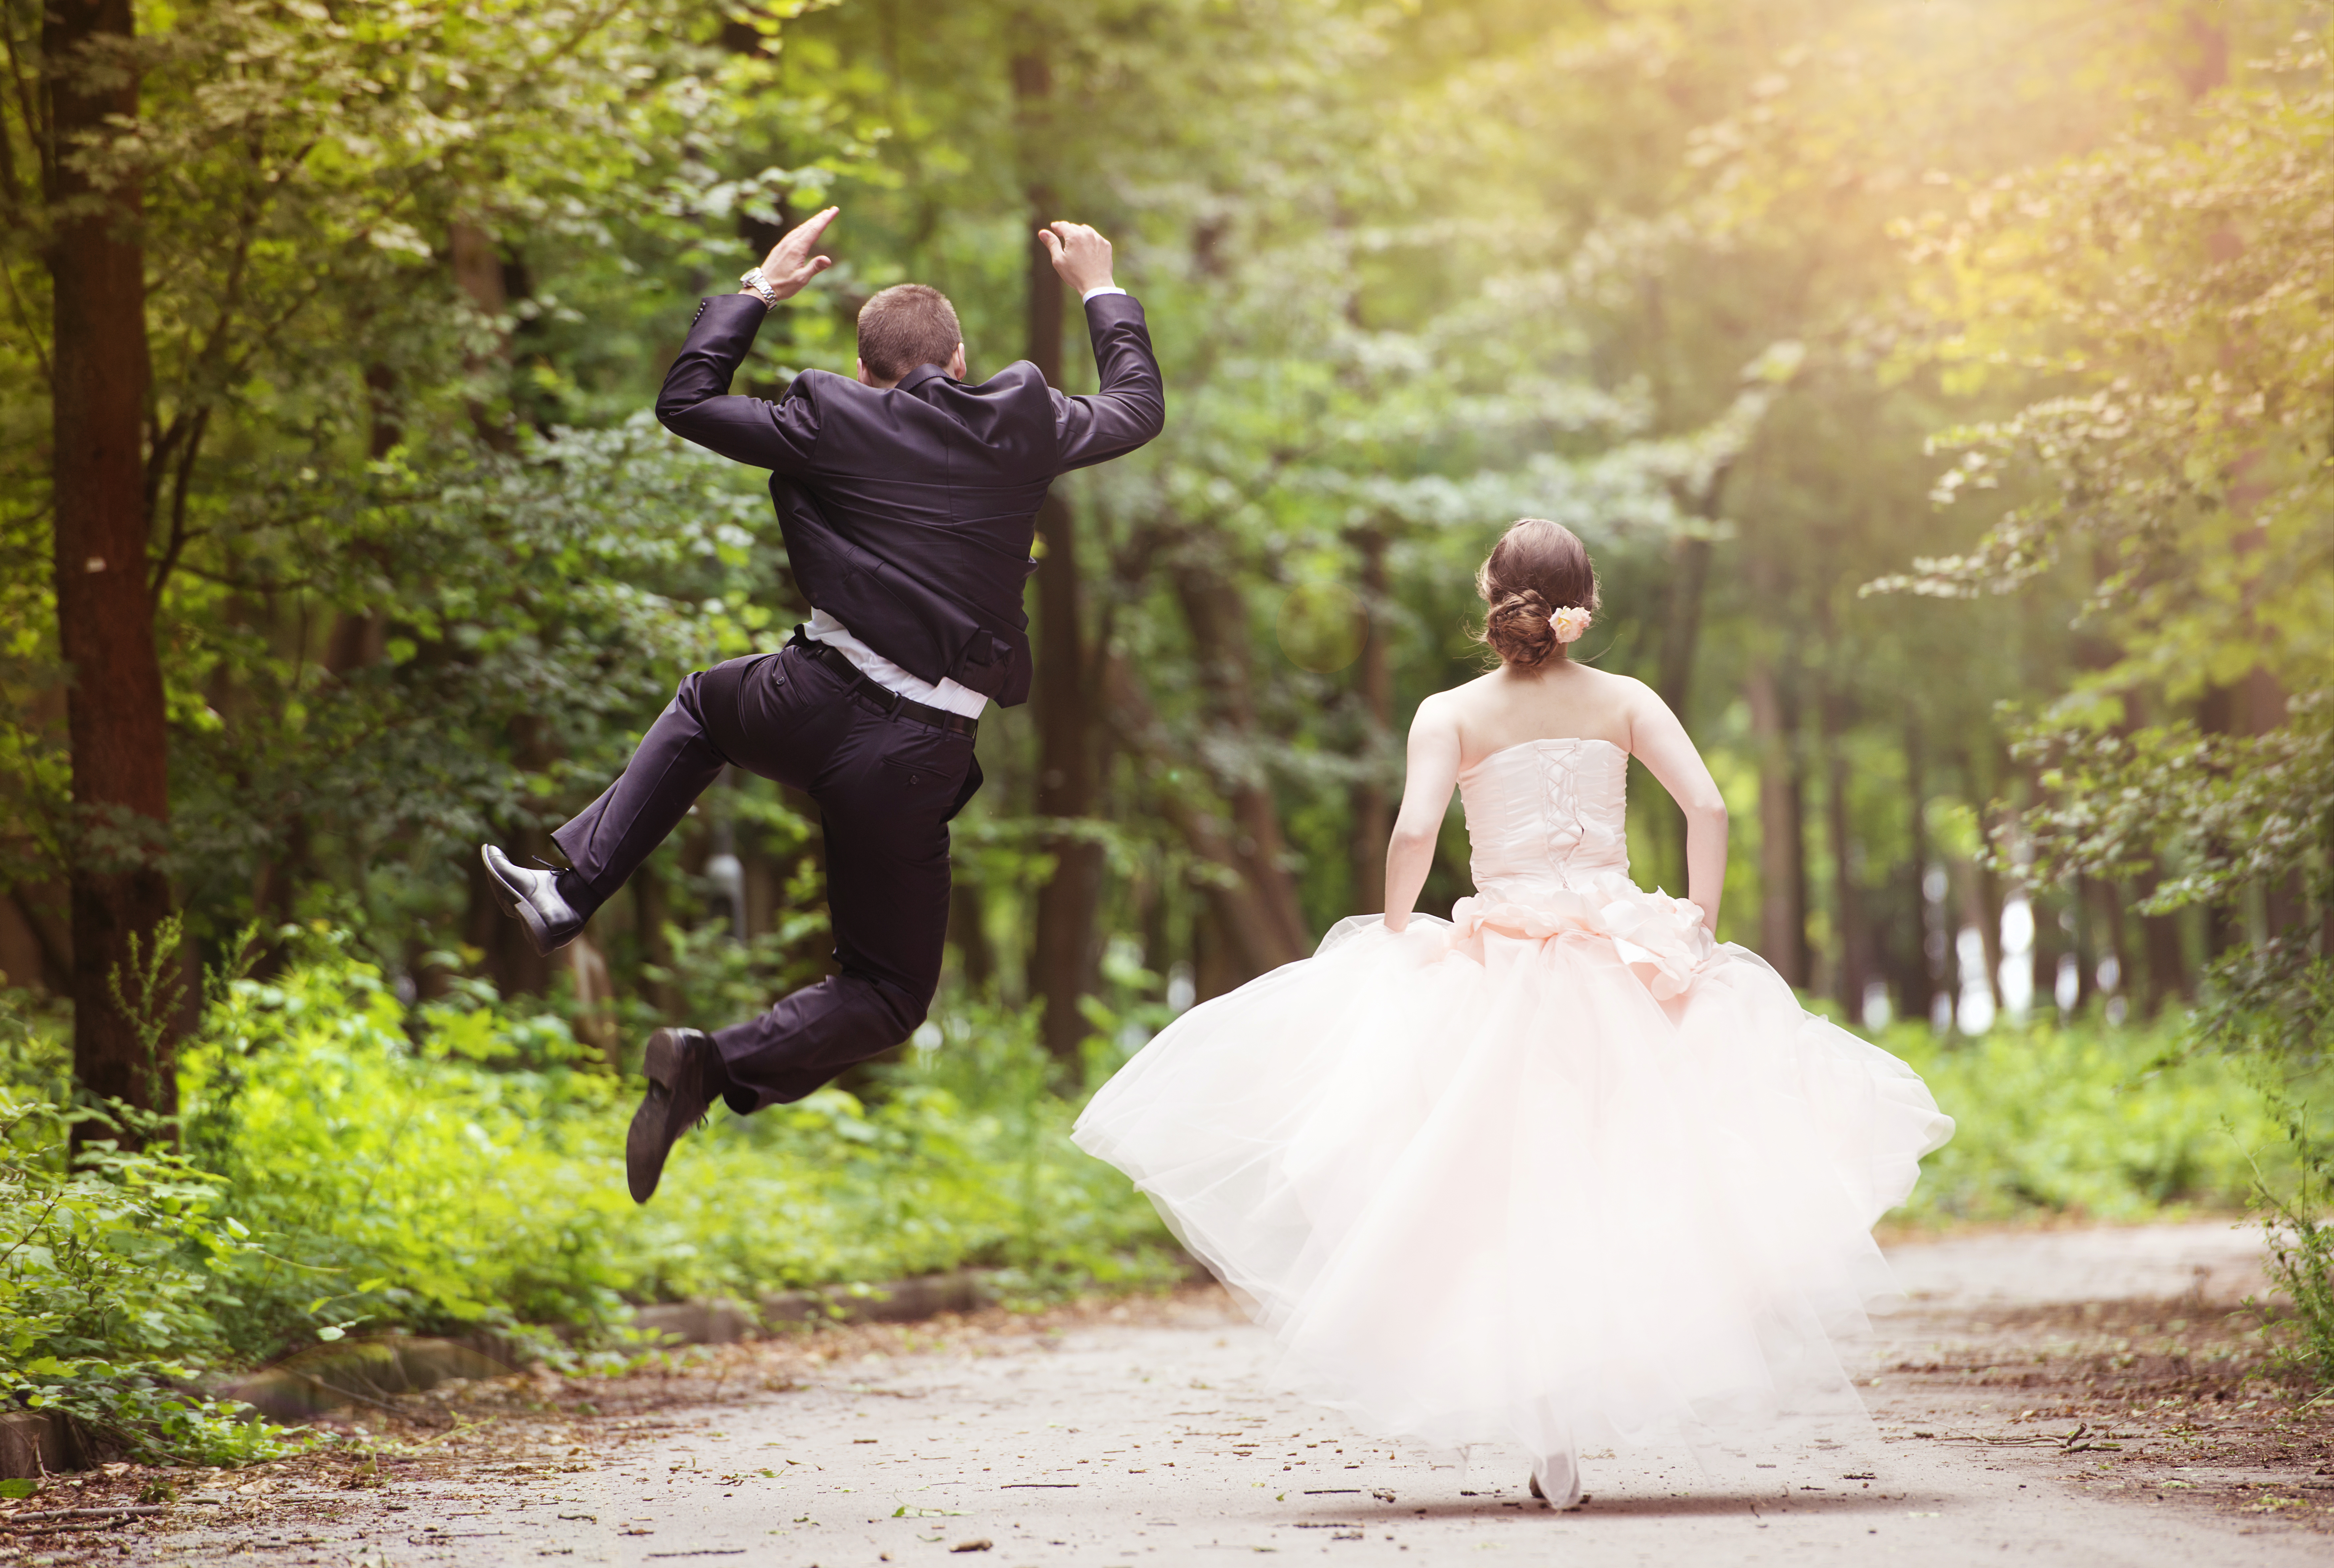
[1073,737,1954,1504]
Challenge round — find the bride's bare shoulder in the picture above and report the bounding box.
[1408,687,1455,728]
[1572,661,1643,690]
[1574,664,1658,705]
[1418,672,1501,716]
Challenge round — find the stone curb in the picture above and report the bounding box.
[3,1264,1148,1474]
[213,1267,1002,1427]
[0,1409,91,1480]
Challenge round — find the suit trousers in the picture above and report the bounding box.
[551,645,980,1113]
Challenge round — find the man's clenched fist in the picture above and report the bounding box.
[1038,221,1115,295]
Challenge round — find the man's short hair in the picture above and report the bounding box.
[856,284,962,383]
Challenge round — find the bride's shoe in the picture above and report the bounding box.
[1529,1455,1585,1509]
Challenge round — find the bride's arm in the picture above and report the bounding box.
[1627,685,1729,932]
[1383,697,1463,933]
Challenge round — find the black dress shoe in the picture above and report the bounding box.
[627,1027,725,1204]
[479,844,586,955]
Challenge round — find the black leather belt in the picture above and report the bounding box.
[787,627,979,739]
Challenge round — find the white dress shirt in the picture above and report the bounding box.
[803,285,1125,721]
[803,610,989,719]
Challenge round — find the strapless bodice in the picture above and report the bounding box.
[1459,736,1632,903]
[1446,735,1711,1000]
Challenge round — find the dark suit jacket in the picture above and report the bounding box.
[655,292,1165,707]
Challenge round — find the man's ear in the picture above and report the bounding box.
[855,357,876,387]
[947,342,967,381]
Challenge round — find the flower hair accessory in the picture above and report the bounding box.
[1550,606,1593,644]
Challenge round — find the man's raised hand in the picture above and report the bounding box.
[1038,221,1115,295]
[745,207,840,303]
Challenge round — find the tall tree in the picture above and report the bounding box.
[1349,526,1393,915]
[1015,36,1107,1064]
[43,0,176,1132]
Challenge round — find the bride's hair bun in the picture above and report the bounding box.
[1483,587,1557,667]
[1474,518,1600,668]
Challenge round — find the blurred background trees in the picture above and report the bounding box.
[2,0,2326,1107]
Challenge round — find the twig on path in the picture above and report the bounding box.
[1932,1421,2125,1452]
[0,1505,168,1524]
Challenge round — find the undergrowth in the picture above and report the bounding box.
[0,1089,302,1467]
[1881,1012,2334,1383]
[171,933,1178,1352]
[1881,1014,2288,1225]
[2254,1109,2334,1384]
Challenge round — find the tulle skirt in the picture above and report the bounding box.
[1073,903,1954,1499]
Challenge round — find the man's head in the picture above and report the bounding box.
[856,284,966,387]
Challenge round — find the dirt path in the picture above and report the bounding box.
[61,1222,2334,1566]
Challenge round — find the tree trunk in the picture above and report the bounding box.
[1348,528,1392,914]
[634,858,681,1019]
[321,362,403,677]
[467,712,555,998]
[949,880,997,996]
[1171,563,1311,968]
[1964,751,2006,991]
[1,884,73,996]
[2233,667,2307,937]
[1744,659,1806,987]
[47,0,177,1140]
[1102,656,1308,988]
[449,220,515,450]
[2091,876,2131,1010]
[2135,869,2191,1015]
[1192,904,1243,1005]
[1819,681,1868,1017]
[1012,40,1099,1061]
[2195,681,2247,960]
[1024,222,1103,1062]
[1654,533,1715,886]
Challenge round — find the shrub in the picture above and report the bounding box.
[2254,1106,2334,1384]
[175,932,1178,1347]
[1883,1013,2287,1224]
[0,1079,300,1464]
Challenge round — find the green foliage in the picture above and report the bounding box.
[0,0,871,958]
[2255,1108,2334,1384]
[1885,1015,2285,1225]
[177,936,1176,1343]
[0,1006,301,1464]
[1861,21,2333,1373]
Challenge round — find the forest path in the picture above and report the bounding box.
[154,1222,2328,1567]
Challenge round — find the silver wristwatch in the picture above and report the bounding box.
[739,267,778,306]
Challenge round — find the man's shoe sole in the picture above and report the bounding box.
[479,845,569,957]
[626,1028,688,1205]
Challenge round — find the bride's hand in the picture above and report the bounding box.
[1384,912,1409,934]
